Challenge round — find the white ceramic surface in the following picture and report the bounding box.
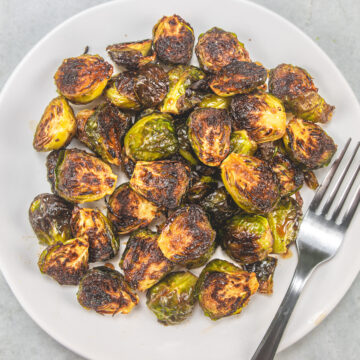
[0,0,359,359]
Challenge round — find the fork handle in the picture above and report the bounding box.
[251,259,315,360]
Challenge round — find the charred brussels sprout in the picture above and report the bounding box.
[160,65,206,115]
[46,149,117,203]
[38,238,89,285]
[243,256,277,294]
[77,266,139,315]
[146,271,197,325]
[198,94,232,109]
[71,207,118,263]
[230,93,286,143]
[105,71,141,110]
[195,27,250,73]
[230,130,257,155]
[107,183,161,235]
[187,108,231,167]
[209,61,267,97]
[196,259,259,320]
[33,96,76,152]
[200,186,239,228]
[76,103,131,166]
[267,197,302,254]
[283,117,337,169]
[29,193,73,245]
[185,172,218,203]
[269,64,335,123]
[222,214,273,264]
[153,14,195,65]
[54,54,113,104]
[176,122,199,166]
[221,153,279,213]
[106,39,155,69]
[134,64,169,108]
[157,205,216,268]
[130,160,191,209]
[124,112,178,161]
[120,229,173,291]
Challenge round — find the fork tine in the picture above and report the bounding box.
[322,142,360,216]
[341,182,360,228]
[309,138,352,212]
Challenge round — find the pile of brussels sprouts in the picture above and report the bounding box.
[29,14,337,324]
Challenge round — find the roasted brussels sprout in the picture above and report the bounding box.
[195,27,250,73]
[209,61,267,97]
[230,92,286,143]
[120,229,173,291]
[176,122,199,166]
[107,183,161,235]
[268,64,335,123]
[146,271,198,325]
[133,64,169,108]
[46,148,117,203]
[243,256,277,294]
[29,193,73,245]
[267,197,302,254]
[124,112,178,161]
[33,96,76,152]
[38,238,89,285]
[198,94,232,109]
[71,207,118,263]
[160,65,205,115]
[130,160,191,208]
[153,15,195,65]
[221,214,273,264]
[185,172,218,203]
[54,54,113,104]
[187,108,231,167]
[230,130,258,155]
[200,186,239,228]
[304,169,319,190]
[157,205,216,268]
[77,266,139,315]
[196,259,259,320]
[106,39,155,69]
[76,103,131,166]
[283,117,337,169]
[105,71,141,110]
[221,153,279,213]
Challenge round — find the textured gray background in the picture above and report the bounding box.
[0,0,359,359]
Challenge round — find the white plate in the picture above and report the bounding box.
[0,0,359,359]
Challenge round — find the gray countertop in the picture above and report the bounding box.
[0,0,359,359]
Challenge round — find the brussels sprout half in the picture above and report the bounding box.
[76,103,131,166]
[33,96,76,152]
[107,183,161,235]
[221,153,279,214]
[267,197,302,254]
[153,14,195,65]
[198,94,232,109]
[187,108,231,167]
[221,214,273,264]
[124,112,178,161]
[160,65,205,115]
[29,193,74,246]
[47,149,117,203]
[230,92,286,143]
[196,259,259,320]
[209,61,267,97]
[230,130,258,155]
[269,64,335,123]
[130,160,191,209]
[146,271,198,325]
[38,238,89,285]
[157,205,216,268]
[77,266,139,315]
[120,229,173,292]
[54,54,113,104]
[71,207,119,263]
[106,39,155,69]
[283,117,337,169]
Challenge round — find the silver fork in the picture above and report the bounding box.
[251,138,360,360]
